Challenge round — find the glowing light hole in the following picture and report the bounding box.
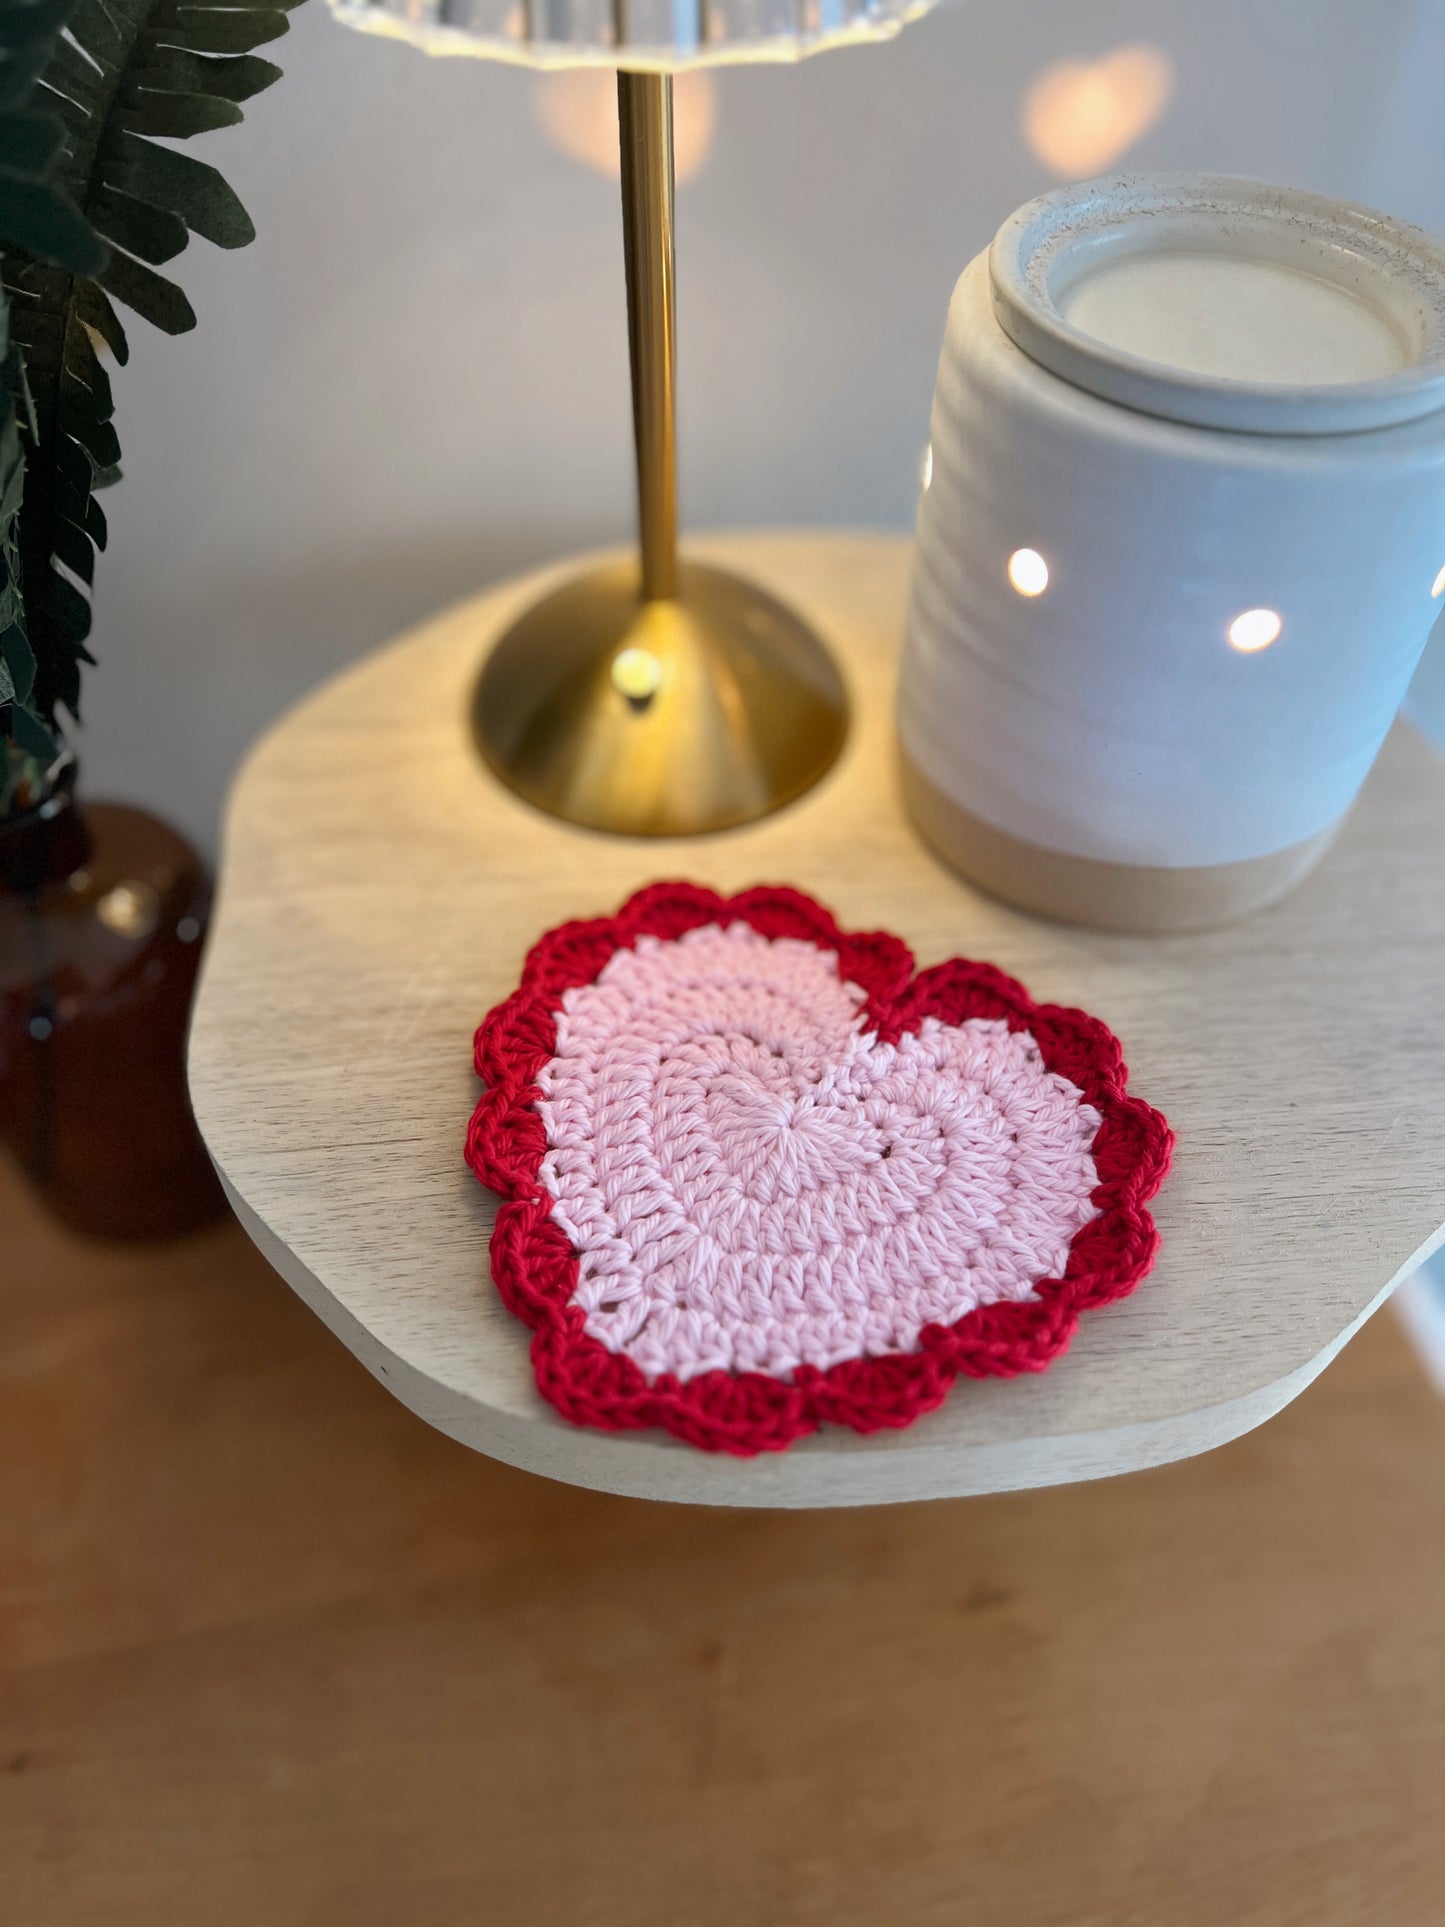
[1228,608,1283,654]
[1008,548,1050,597]
[612,646,664,706]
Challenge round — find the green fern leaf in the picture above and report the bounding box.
[88,183,187,262]
[73,278,128,362]
[130,51,283,102]
[0,112,67,172]
[0,175,105,262]
[97,243,195,330]
[150,10,291,55]
[1,0,108,798]
[67,0,125,63]
[1,0,300,770]
[120,88,243,136]
[102,132,256,246]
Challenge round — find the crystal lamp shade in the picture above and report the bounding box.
[326,0,940,69]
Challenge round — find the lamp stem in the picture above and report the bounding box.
[617,69,678,602]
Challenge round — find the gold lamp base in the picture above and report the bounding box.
[472,559,848,836]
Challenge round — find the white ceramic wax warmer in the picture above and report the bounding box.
[900,174,1445,931]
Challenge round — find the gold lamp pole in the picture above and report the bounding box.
[472,67,848,837]
[619,72,678,603]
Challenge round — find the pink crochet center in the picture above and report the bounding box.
[536,923,1102,1384]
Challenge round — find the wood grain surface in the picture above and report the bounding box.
[2,1158,1444,1925]
[188,533,1445,1504]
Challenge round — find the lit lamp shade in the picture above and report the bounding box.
[325,0,938,67]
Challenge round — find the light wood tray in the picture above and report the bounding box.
[189,532,1445,1506]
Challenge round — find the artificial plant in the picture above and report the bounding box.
[0,0,299,815]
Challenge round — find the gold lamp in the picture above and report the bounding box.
[326,0,939,834]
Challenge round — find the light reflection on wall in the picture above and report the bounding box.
[1022,44,1174,181]
[534,68,719,182]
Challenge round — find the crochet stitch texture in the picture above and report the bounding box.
[467,883,1172,1456]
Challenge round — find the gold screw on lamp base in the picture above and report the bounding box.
[473,557,847,836]
[471,68,849,837]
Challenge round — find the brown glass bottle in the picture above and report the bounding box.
[0,764,225,1239]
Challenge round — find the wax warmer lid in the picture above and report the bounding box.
[989,173,1445,434]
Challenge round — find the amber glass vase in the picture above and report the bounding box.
[0,763,225,1238]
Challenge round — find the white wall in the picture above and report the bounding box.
[76,0,1445,846]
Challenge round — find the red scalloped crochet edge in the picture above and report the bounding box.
[466,882,1173,1456]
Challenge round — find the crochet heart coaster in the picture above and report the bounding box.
[467,883,1172,1456]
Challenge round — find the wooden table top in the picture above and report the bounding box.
[5,1155,1445,1925]
[188,532,1445,1505]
